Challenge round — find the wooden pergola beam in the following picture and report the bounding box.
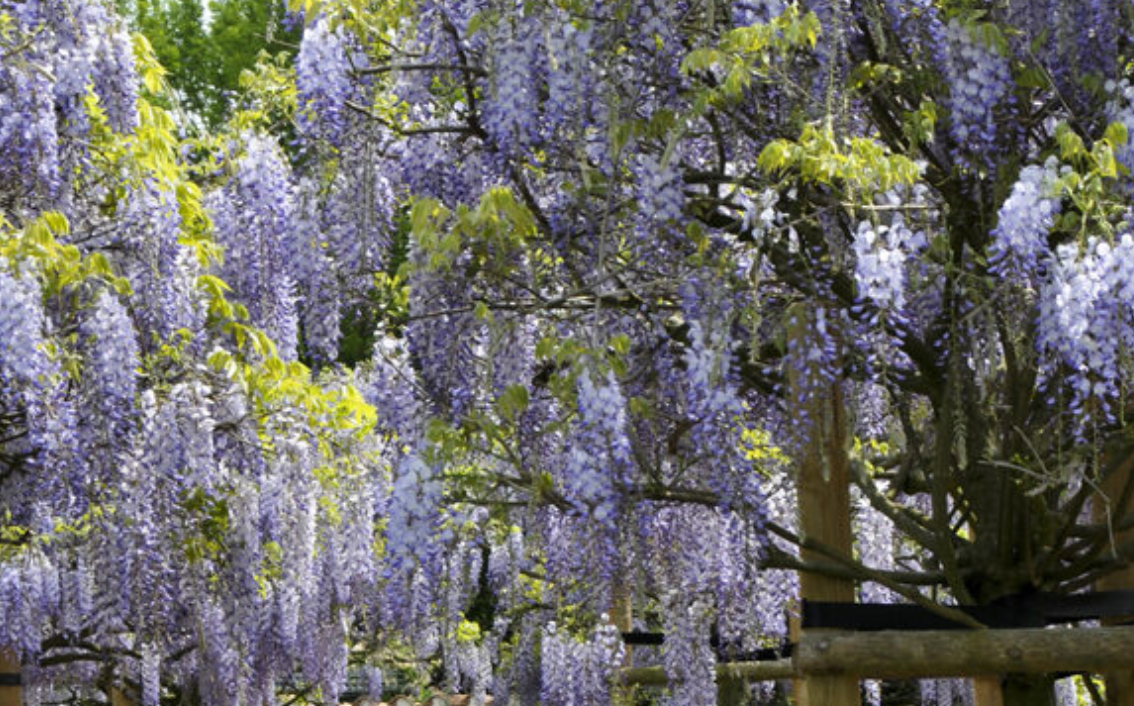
[796,626,1134,679]
[622,626,1134,685]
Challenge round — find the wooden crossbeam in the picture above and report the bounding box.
[795,626,1134,678]
[622,626,1134,684]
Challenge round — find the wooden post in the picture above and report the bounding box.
[0,651,19,706]
[611,580,633,666]
[610,581,637,704]
[110,685,135,706]
[972,677,1005,706]
[789,306,860,706]
[1096,451,1134,706]
[717,670,746,705]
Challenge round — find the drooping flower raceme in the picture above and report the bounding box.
[545,17,595,131]
[121,181,204,343]
[1036,235,1134,428]
[0,63,60,201]
[482,19,542,155]
[81,294,139,422]
[386,452,446,575]
[540,620,624,706]
[91,25,140,134]
[990,159,1063,278]
[564,369,634,532]
[297,15,354,146]
[662,593,717,706]
[0,269,52,391]
[636,153,685,234]
[941,19,1013,162]
[683,315,768,521]
[208,134,300,359]
[853,219,909,312]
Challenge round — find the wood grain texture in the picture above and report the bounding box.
[795,625,1134,678]
[0,651,18,706]
[1097,452,1134,706]
[790,307,860,706]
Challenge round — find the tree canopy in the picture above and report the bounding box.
[2,0,1134,705]
[124,0,297,126]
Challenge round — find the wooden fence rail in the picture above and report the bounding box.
[622,625,1134,684]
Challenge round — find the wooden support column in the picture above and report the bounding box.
[972,677,1004,706]
[611,580,637,704]
[611,581,633,666]
[717,669,746,705]
[789,306,860,706]
[0,652,18,706]
[1096,451,1134,706]
[110,686,135,706]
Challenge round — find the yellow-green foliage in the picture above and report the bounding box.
[1,30,379,562]
[742,426,790,471]
[759,122,925,195]
[682,3,821,103]
[0,212,129,298]
[1050,121,1131,243]
[410,188,537,275]
[229,51,298,135]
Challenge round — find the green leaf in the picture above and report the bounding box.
[1104,121,1129,147]
[609,334,631,355]
[1056,123,1086,160]
[496,384,530,422]
[43,211,70,235]
[1093,142,1118,178]
[536,336,558,360]
[758,139,794,173]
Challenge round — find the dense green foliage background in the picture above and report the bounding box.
[119,0,297,126]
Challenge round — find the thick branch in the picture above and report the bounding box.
[766,521,985,629]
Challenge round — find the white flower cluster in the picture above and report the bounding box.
[853,219,911,311]
[990,157,1064,278]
